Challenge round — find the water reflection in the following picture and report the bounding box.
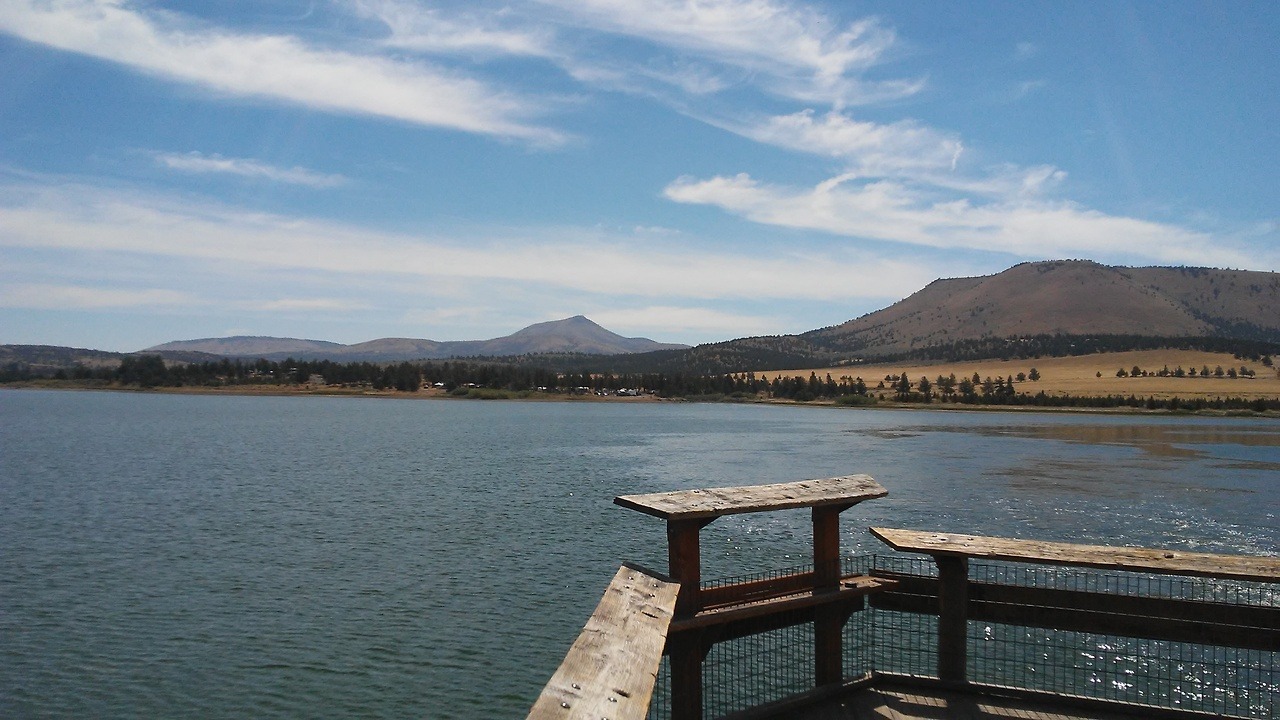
[851,420,1280,471]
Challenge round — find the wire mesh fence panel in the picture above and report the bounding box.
[968,623,1279,717]
[698,563,814,593]
[842,603,876,681]
[869,607,938,679]
[646,553,1278,719]
[873,552,936,578]
[702,623,815,718]
[648,657,670,720]
[840,554,877,577]
[868,553,940,679]
[970,559,1280,604]
[964,560,1279,718]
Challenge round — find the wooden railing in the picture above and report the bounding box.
[615,475,889,720]
[526,564,679,720]
[529,479,1280,720]
[870,527,1280,684]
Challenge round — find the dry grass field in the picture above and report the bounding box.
[758,350,1280,401]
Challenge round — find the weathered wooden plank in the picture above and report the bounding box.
[699,571,817,610]
[669,575,893,633]
[527,564,679,720]
[615,475,886,521]
[870,527,1280,583]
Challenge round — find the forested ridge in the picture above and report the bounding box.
[5,353,1276,413]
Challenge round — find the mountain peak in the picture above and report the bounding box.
[141,316,687,361]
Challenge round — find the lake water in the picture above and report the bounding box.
[2,389,1277,718]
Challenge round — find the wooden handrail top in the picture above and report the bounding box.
[527,563,679,720]
[871,527,1280,583]
[615,475,886,521]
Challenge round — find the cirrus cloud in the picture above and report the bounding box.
[0,0,562,143]
[0,178,934,305]
[153,152,347,188]
[663,172,1253,268]
[0,282,194,310]
[534,0,922,106]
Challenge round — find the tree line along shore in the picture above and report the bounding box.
[5,351,1278,415]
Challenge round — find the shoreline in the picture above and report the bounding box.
[6,381,1277,418]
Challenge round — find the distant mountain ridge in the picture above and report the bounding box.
[585,261,1280,375]
[805,260,1280,356]
[144,315,688,361]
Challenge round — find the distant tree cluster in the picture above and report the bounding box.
[856,334,1280,366]
[1116,364,1257,379]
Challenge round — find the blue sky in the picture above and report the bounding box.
[1,1,1277,351]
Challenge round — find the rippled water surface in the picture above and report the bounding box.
[2,390,1277,718]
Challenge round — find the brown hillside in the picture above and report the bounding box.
[808,260,1278,356]
[1122,267,1280,327]
[760,350,1280,403]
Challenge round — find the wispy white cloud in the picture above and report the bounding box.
[0,180,932,304]
[713,109,1070,199]
[0,0,561,143]
[535,0,920,107]
[354,0,556,58]
[349,0,922,108]
[153,152,347,188]
[731,110,962,176]
[663,172,1255,268]
[254,298,368,312]
[0,282,194,309]
[694,109,1074,237]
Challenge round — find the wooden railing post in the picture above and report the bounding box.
[668,518,710,720]
[668,519,708,617]
[935,555,969,682]
[667,633,706,720]
[812,505,844,587]
[813,504,851,686]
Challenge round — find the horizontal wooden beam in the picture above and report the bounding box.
[670,575,892,634]
[876,571,1280,629]
[615,475,886,521]
[528,564,679,720]
[869,574,1280,652]
[699,572,816,610]
[871,527,1280,583]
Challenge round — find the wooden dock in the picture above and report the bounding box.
[528,476,1280,720]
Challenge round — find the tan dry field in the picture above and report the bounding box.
[757,349,1280,401]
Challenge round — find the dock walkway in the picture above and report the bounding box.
[784,681,1170,720]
